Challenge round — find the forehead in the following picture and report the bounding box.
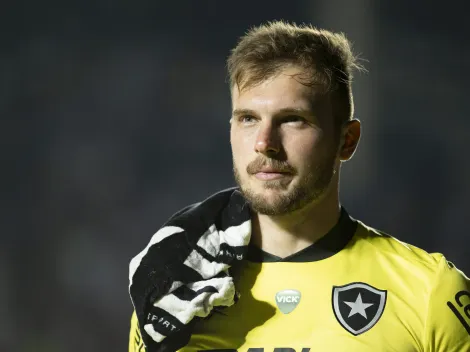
[231,67,321,112]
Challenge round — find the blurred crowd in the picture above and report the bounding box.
[2,1,468,351]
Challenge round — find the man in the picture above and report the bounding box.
[129,21,470,351]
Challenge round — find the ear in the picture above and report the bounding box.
[339,119,361,161]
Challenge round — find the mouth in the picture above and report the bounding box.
[254,171,291,180]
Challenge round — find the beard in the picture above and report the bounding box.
[233,150,338,216]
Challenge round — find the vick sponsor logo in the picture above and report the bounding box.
[275,289,301,314]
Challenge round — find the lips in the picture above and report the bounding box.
[256,168,289,173]
[254,169,291,180]
[246,159,294,177]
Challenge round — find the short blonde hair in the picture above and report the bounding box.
[227,21,364,131]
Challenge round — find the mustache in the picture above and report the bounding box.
[246,157,295,174]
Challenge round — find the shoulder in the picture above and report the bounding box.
[352,220,459,280]
[166,187,241,223]
[353,220,469,320]
[168,202,202,221]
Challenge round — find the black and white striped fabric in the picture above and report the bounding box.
[129,187,252,351]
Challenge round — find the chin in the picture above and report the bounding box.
[251,187,283,199]
[239,182,297,215]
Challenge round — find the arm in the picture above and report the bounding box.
[424,255,470,351]
[129,311,146,352]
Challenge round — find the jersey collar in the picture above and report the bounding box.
[245,207,357,263]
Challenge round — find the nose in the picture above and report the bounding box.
[255,121,281,155]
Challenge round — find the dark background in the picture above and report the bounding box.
[2,1,468,351]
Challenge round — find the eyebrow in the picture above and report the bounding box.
[232,107,315,117]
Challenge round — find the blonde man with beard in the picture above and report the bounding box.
[129,21,470,352]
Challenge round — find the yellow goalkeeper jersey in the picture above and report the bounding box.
[129,211,470,352]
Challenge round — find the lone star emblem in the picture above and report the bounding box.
[343,293,374,318]
[332,282,387,335]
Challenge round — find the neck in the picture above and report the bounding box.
[250,183,341,258]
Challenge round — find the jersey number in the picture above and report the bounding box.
[447,290,470,335]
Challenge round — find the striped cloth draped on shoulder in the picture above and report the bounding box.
[129,187,252,351]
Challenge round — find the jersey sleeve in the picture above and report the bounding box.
[129,311,146,352]
[424,255,470,351]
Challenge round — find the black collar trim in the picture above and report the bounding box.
[246,207,357,263]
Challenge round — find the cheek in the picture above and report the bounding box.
[230,134,246,168]
[285,135,327,169]
[231,130,253,158]
[289,147,315,169]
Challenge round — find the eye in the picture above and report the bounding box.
[282,115,306,126]
[239,115,257,124]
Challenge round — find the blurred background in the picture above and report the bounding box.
[2,0,468,351]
